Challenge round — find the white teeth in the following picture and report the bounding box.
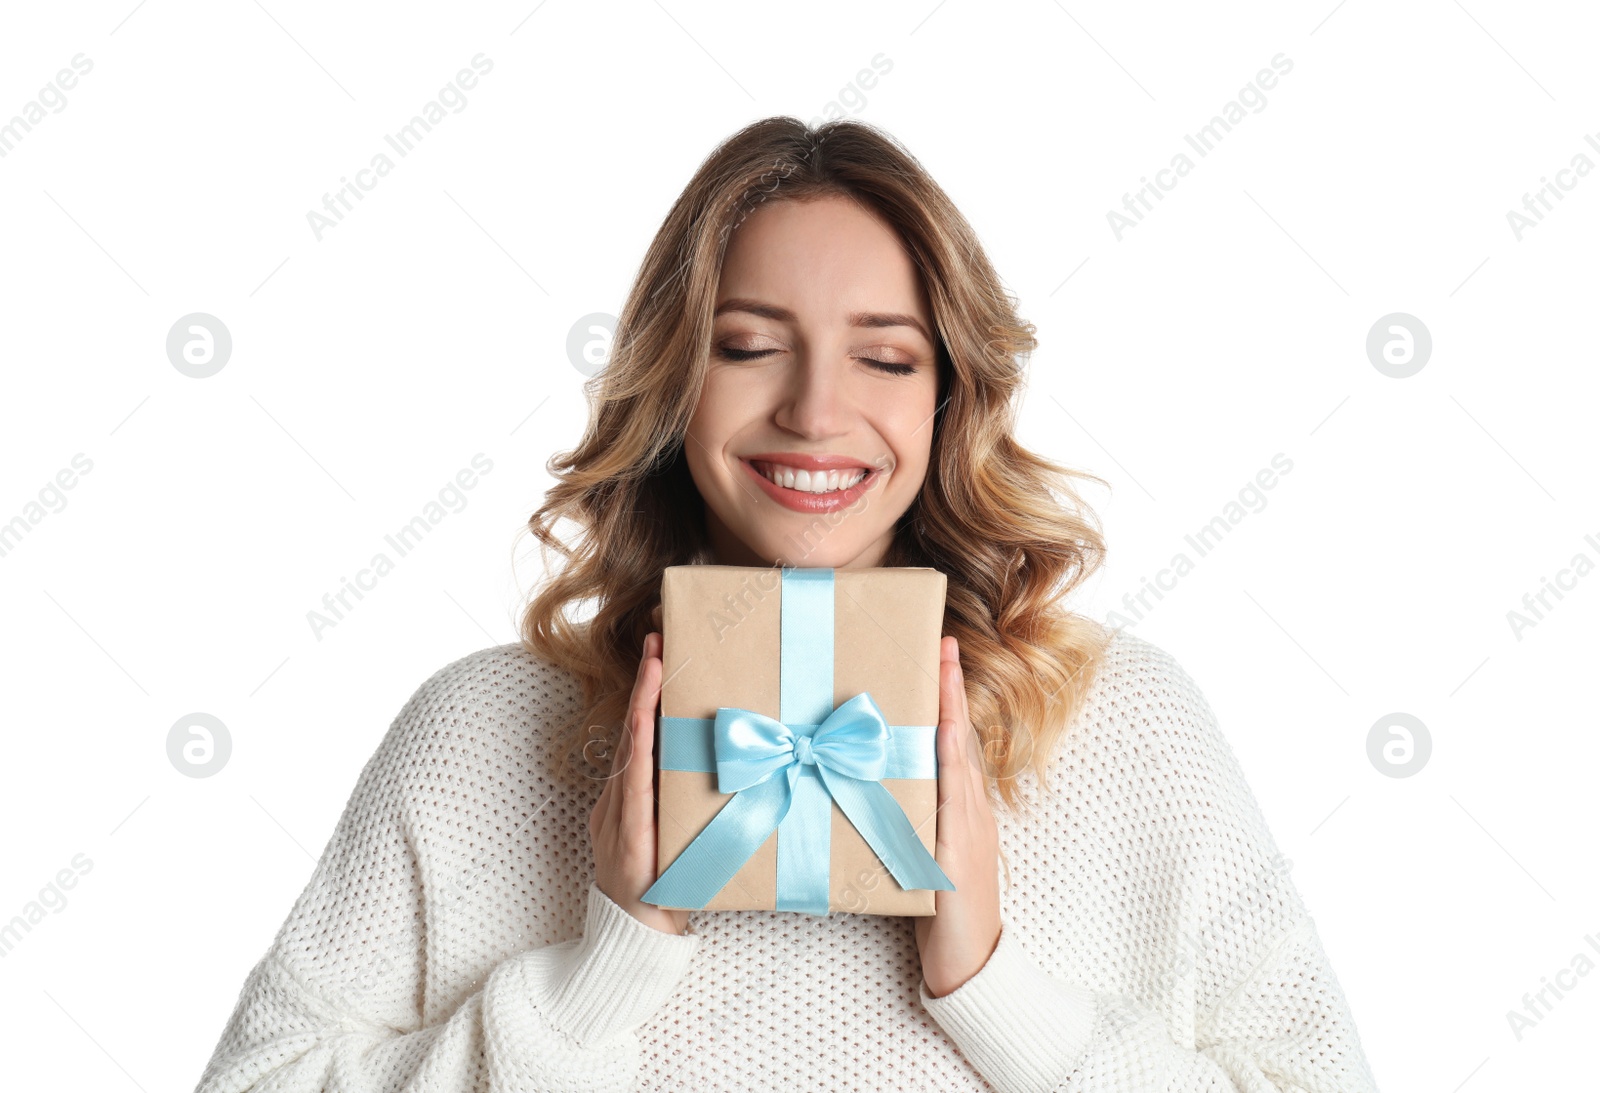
[756,462,868,494]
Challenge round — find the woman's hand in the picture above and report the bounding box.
[914,635,1002,997]
[589,629,690,936]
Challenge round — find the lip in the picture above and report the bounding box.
[744,451,873,472]
[741,457,881,513]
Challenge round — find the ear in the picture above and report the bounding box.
[650,602,664,631]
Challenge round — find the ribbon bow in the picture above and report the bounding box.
[642,567,953,916]
[715,691,893,793]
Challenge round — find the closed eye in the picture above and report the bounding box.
[713,346,917,376]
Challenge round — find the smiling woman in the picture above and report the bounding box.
[194,116,1377,1093]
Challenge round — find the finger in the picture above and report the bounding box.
[956,659,985,792]
[937,641,971,827]
[938,637,963,771]
[604,634,654,836]
[947,638,987,792]
[606,723,626,789]
[955,640,974,743]
[942,638,973,771]
[595,726,620,824]
[591,759,611,834]
[622,634,664,836]
[628,632,661,748]
[609,651,642,783]
[601,722,626,839]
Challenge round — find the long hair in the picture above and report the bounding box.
[517,115,1113,821]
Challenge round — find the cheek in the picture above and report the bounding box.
[690,372,757,439]
[687,384,728,448]
[886,404,936,471]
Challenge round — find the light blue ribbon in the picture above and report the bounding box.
[642,567,954,915]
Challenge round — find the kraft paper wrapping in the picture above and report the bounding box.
[650,564,948,916]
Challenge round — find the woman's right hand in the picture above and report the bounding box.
[589,629,691,937]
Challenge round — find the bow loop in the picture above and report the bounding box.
[807,692,891,781]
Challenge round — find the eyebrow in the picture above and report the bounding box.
[713,298,933,344]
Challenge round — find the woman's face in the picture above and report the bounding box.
[685,193,941,570]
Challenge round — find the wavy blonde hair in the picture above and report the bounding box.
[518,115,1113,821]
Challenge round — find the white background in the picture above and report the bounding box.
[1,1,1596,1089]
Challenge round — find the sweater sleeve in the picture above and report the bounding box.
[918,909,1373,1092]
[918,642,1379,1093]
[192,661,701,1092]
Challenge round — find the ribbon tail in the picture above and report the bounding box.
[819,768,956,893]
[777,764,832,916]
[642,777,792,910]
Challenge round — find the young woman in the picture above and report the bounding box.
[196,117,1378,1091]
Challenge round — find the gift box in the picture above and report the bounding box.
[642,564,954,917]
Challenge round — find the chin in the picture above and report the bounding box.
[778,534,885,570]
[728,532,832,569]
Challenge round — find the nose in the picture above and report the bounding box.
[774,353,848,438]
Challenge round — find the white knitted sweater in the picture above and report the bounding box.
[194,626,1378,1092]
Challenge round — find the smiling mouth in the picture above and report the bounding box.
[748,459,872,494]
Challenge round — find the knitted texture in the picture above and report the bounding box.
[193,626,1378,1092]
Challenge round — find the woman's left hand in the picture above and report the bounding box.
[914,635,1003,998]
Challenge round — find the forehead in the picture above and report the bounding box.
[716,195,930,326]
